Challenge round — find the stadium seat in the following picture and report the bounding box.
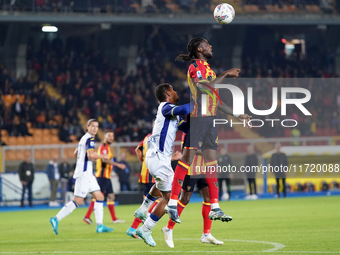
[25,136,34,145]
[17,137,25,145]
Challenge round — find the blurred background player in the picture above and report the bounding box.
[18,154,34,207]
[50,119,113,235]
[168,37,251,222]
[83,130,126,225]
[244,145,258,199]
[133,83,192,247]
[162,132,223,248]
[127,131,182,238]
[271,143,288,198]
[217,147,233,201]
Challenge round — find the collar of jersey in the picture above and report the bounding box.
[193,59,210,66]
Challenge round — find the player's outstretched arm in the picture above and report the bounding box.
[169,102,194,116]
[217,101,252,128]
[197,68,241,91]
[87,150,109,161]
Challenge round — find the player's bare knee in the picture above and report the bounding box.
[73,196,84,205]
[107,193,115,201]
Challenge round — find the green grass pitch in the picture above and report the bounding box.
[0,196,339,254]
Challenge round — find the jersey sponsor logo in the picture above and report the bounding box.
[197,70,202,79]
[103,150,107,155]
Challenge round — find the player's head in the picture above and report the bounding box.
[220,147,227,156]
[275,142,281,153]
[175,37,212,62]
[154,83,179,104]
[104,130,114,144]
[247,145,253,154]
[87,119,99,136]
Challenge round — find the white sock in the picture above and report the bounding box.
[141,197,155,212]
[211,203,220,210]
[94,201,104,225]
[56,201,77,221]
[142,214,159,232]
[168,199,177,207]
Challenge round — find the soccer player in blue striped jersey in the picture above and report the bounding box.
[49,119,113,235]
[134,83,192,247]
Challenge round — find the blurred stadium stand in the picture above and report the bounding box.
[0,0,338,14]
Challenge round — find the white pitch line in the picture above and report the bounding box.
[0,238,285,252]
[0,251,340,254]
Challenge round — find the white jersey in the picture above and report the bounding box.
[73,132,95,178]
[147,102,183,159]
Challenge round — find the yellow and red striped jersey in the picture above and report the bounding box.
[188,59,217,117]
[95,143,113,179]
[138,134,155,184]
[181,132,205,176]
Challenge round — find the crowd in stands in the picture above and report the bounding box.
[1,24,340,144]
[242,0,339,12]
[2,0,339,13]
[237,39,340,138]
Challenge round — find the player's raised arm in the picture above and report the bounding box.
[86,138,109,160]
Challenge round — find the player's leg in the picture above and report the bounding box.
[167,148,197,220]
[128,183,159,238]
[137,191,170,247]
[84,177,107,224]
[282,178,286,197]
[137,162,174,247]
[106,177,125,223]
[49,177,85,235]
[226,178,231,199]
[203,149,232,222]
[276,178,280,198]
[134,184,162,222]
[199,183,223,245]
[91,190,113,233]
[90,175,113,233]
[163,175,194,248]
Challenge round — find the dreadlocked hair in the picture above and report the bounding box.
[175,37,205,62]
[155,83,172,102]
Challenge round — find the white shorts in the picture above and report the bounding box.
[145,151,174,192]
[74,173,100,198]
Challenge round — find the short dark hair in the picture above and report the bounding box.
[105,130,114,135]
[87,119,98,126]
[155,83,172,102]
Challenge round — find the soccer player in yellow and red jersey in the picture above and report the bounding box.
[126,131,182,238]
[162,132,223,248]
[83,130,126,224]
[167,38,251,223]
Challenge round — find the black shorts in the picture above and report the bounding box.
[182,174,208,192]
[142,183,154,196]
[96,177,114,195]
[184,116,218,151]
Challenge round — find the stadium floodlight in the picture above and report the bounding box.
[42,26,58,32]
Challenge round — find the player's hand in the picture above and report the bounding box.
[172,151,183,161]
[102,155,109,160]
[118,163,126,170]
[238,114,252,129]
[225,68,241,78]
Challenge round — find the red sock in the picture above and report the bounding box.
[202,202,212,234]
[170,161,190,200]
[131,217,143,229]
[107,201,117,221]
[167,200,186,229]
[148,200,159,213]
[85,199,95,218]
[205,160,219,204]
